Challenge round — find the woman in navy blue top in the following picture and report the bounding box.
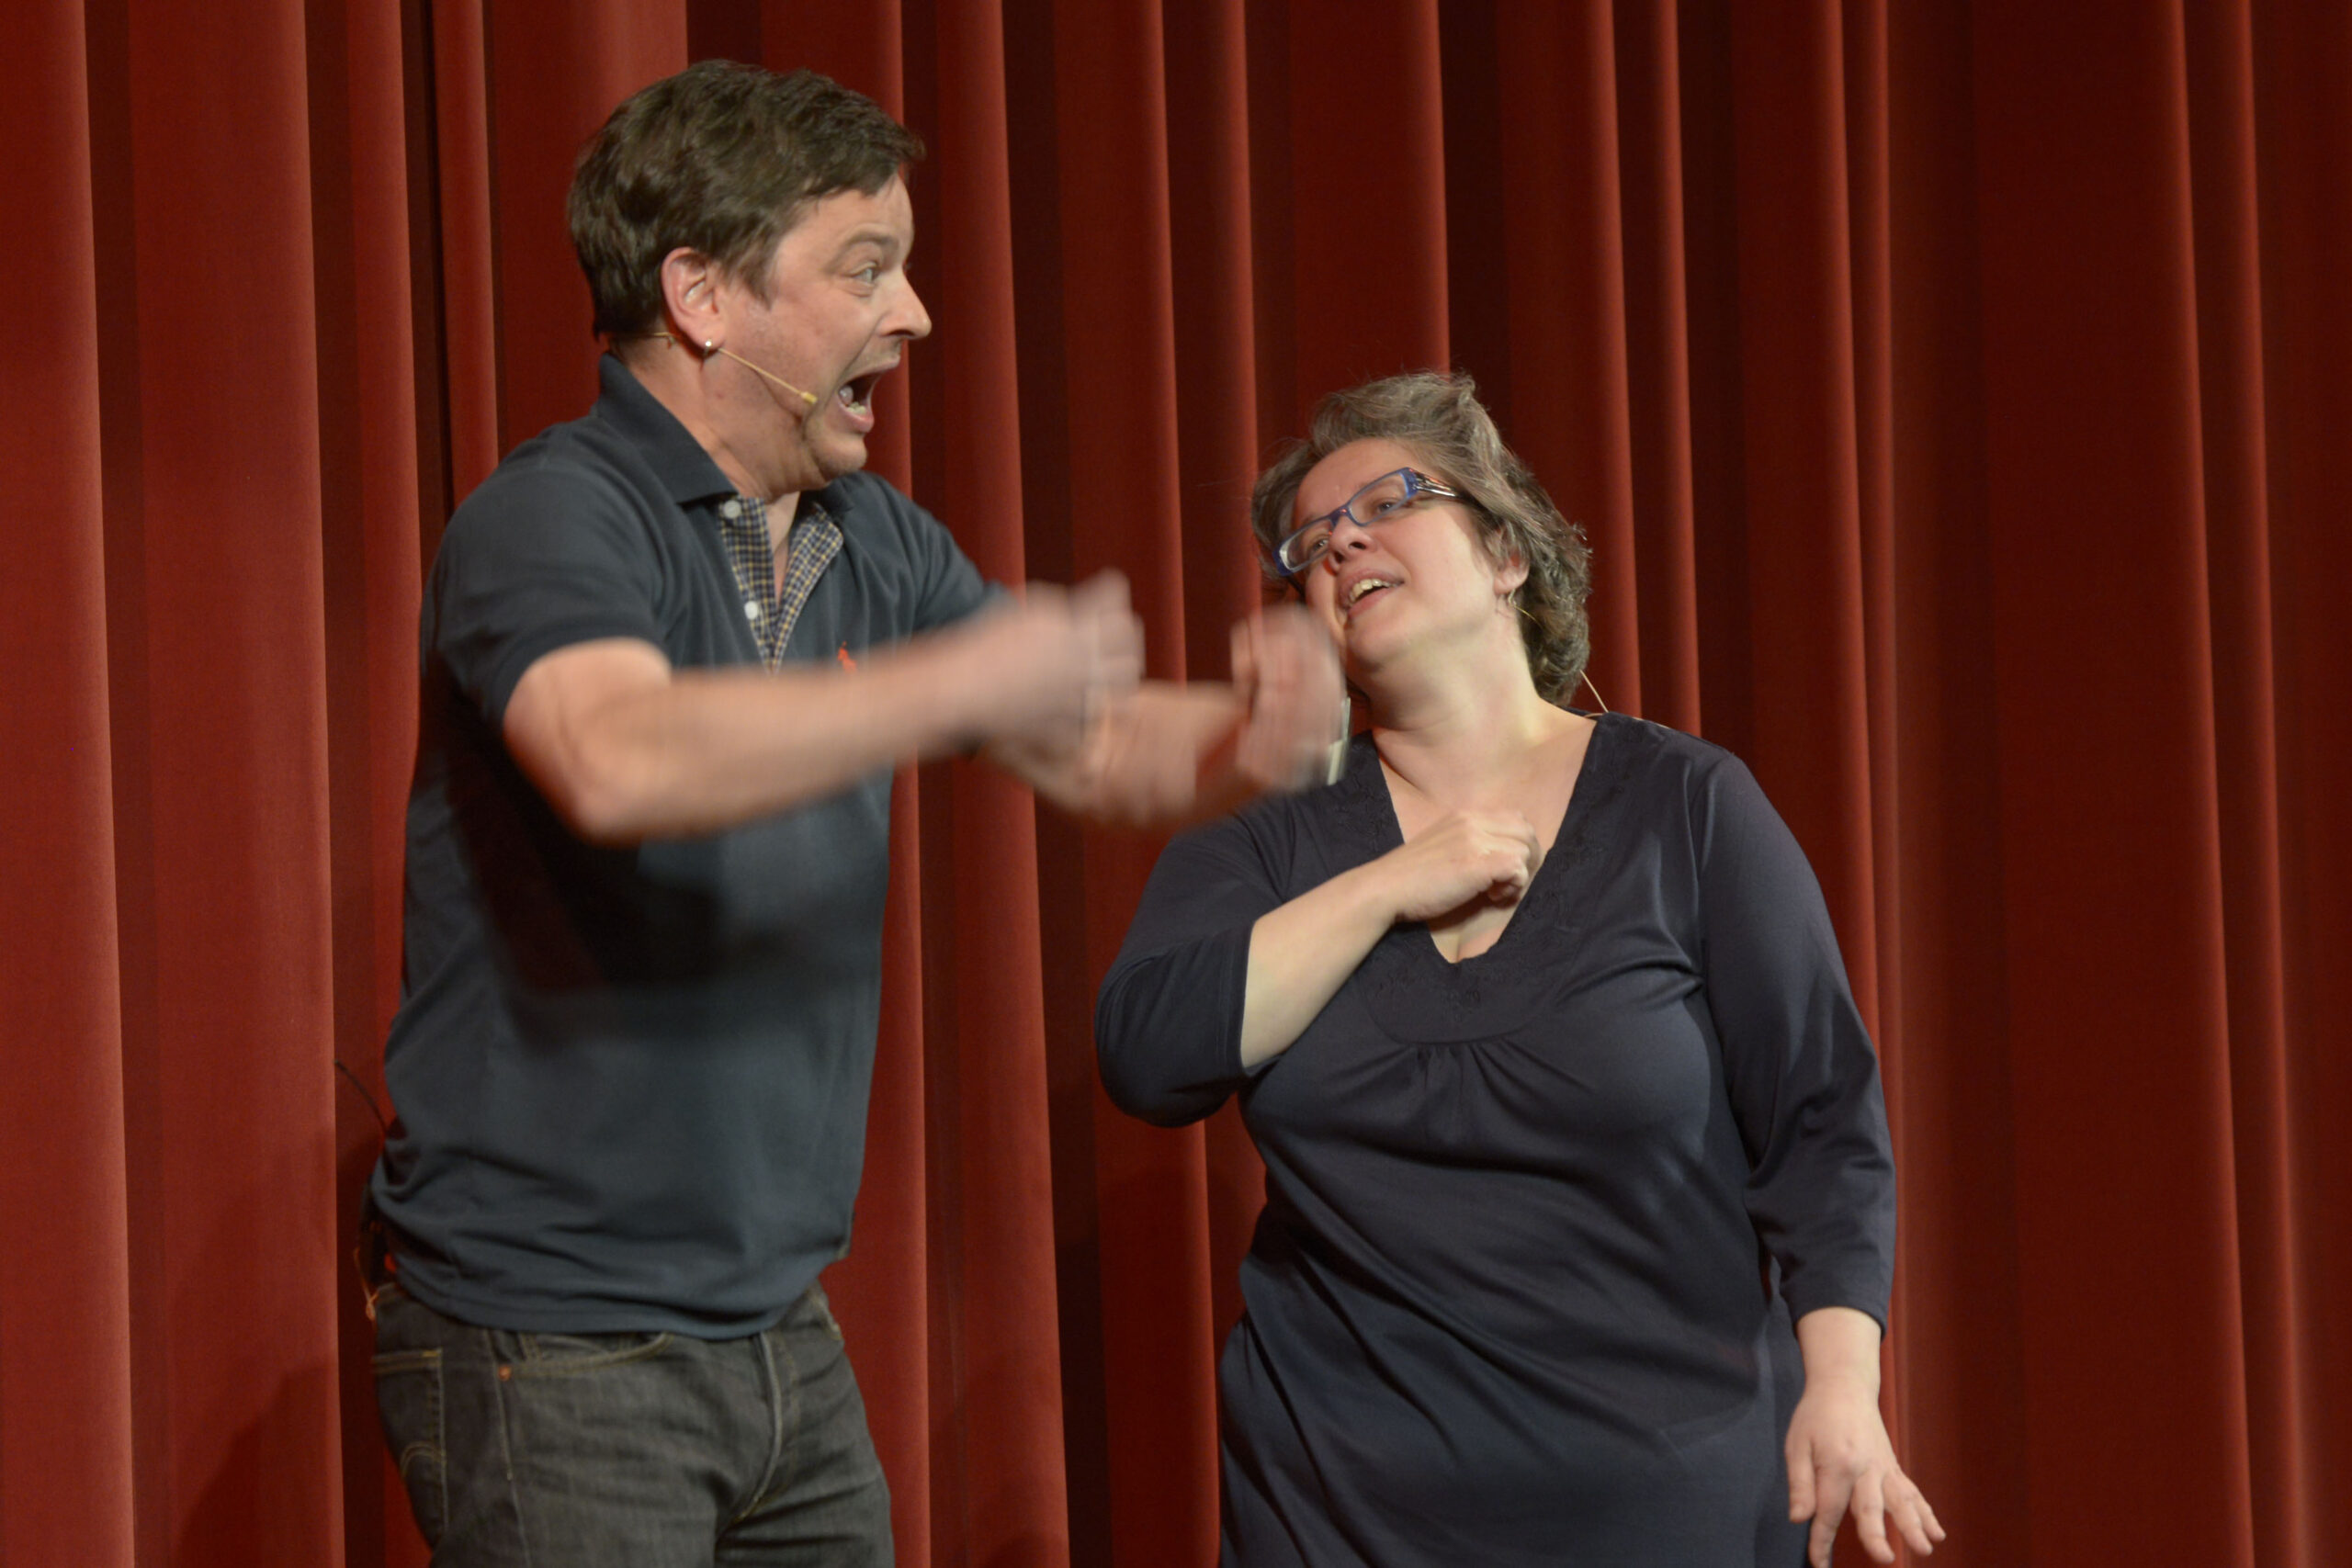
[1096,373,1943,1567]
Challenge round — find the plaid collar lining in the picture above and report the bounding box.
[716,493,843,668]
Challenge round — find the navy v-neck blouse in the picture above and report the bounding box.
[1096,714,1894,1566]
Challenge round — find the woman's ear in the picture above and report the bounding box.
[1495,547,1531,600]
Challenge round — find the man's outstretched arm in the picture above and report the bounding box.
[503,575,1143,844]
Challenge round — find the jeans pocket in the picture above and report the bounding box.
[807,1282,845,1345]
[372,1346,447,1545]
[503,1328,674,1376]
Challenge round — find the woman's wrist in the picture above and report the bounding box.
[1794,1304,1884,1394]
[1339,852,1412,931]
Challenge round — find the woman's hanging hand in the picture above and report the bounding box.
[1786,1306,1946,1565]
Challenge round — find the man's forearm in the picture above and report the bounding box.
[509,576,1142,844]
[513,634,999,843]
[989,682,1250,826]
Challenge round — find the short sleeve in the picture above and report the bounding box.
[428,459,667,728]
[1693,755,1897,1328]
[1095,812,1292,1126]
[906,512,989,637]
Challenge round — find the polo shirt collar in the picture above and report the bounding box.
[592,354,741,509]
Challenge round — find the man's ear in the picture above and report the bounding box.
[658,247,726,351]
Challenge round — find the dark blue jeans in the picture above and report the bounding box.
[371,1279,891,1566]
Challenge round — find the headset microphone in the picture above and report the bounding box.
[705,340,821,409]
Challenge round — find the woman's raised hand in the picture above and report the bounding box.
[1236,807,1541,1068]
[1373,810,1544,924]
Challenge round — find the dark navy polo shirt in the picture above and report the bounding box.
[371,355,989,1335]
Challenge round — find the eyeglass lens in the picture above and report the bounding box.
[1280,470,1419,572]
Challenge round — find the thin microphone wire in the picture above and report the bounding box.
[627,330,825,409]
[708,343,821,408]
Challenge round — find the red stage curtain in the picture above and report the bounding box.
[4,4,2345,1565]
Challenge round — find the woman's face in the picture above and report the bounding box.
[1290,437,1524,678]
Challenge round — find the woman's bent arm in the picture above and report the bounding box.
[1238,807,1541,1066]
[1238,861,1401,1067]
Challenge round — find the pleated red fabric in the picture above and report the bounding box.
[2245,6,2352,1556]
[428,0,503,505]
[0,5,137,1564]
[86,2,349,1563]
[3,5,2346,1566]
[1051,7,1225,1562]
[1974,9,2256,1562]
[1492,3,1645,714]
[308,0,430,1561]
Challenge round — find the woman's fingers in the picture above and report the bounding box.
[1488,818,1543,899]
[1839,1461,1945,1564]
[1849,1468,1894,1562]
[1804,1457,1851,1568]
[1786,1442,1817,1522]
[1808,1498,1843,1568]
[1786,1390,1943,1565]
[1889,1472,1945,1555]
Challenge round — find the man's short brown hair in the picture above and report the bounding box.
[569,61,924,339]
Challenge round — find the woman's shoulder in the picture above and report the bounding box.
[1156,730,1385,879]
[1234,731,1384,839]
[1583,710,1747,799]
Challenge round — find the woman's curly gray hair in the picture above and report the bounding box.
[1250,371,1594,706]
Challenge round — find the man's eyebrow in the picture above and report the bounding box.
[830,228,903,262]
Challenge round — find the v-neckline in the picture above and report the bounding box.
[1370,713,1612,970]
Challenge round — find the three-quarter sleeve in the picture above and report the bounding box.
[1095,814,1290,1126]
[1692,755,1897,1328]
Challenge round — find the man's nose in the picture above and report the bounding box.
[894,280,933,341]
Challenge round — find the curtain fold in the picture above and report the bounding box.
[1610,0,1703,734]
[1051,7,1224,1564]
[1492,3,1645,715]
[307,0,428,1557]
[0,4,137,1563]
[1973,7,2256,1559]
[3,4,2345,1565]
[2249,6,2352,1555]
[424,0,502,503]
[2183,6,2306,1566]
[1877,3,2025,1557]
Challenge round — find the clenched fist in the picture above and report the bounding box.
[1229,606,1347,793]
[1370,809,1544,924]
[950,571,1144,752]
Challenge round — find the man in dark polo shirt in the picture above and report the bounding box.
[364,62,1336,1567]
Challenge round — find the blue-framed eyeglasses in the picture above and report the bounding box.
[1273,468,1462,575]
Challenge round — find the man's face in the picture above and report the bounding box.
[723,175,930,496]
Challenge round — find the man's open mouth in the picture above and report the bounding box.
[839,368,888,415]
